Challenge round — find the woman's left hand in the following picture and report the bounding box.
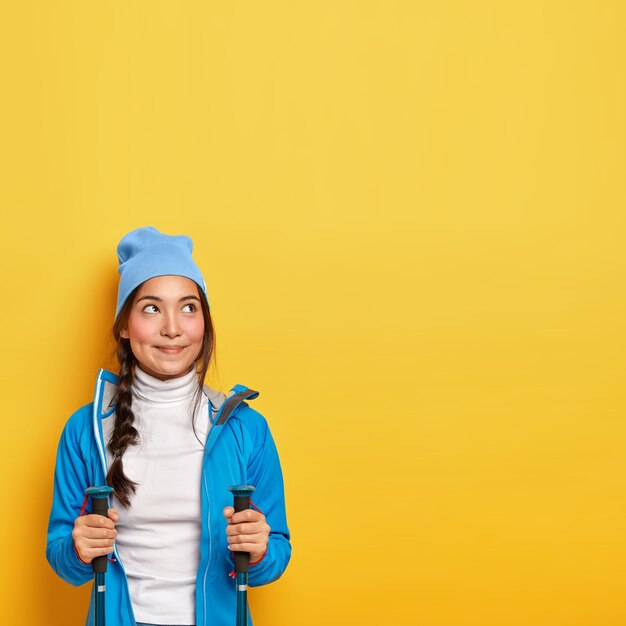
[223,506,270,563]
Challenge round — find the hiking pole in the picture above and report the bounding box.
[228,485,256,626]
[85,486,114,626]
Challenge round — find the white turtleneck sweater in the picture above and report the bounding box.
[103,366,211,625]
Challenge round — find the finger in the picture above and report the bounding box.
[84,546,116,558]
[108,508,120,522]
[223,506,235,521]
[230,509,263,524]
[76,543,115,562]
[228,542,265,553]
[76,526,117,540]
[78,538,116,548]
[225,522,268,536]
[81,514,116,529]
[228,534,266,545]
[88,527,117,540]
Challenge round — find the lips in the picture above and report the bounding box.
[155,345,187,354]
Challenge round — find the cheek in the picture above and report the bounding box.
[126,317,156,345]
[186,318,205,344]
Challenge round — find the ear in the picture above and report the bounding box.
[120,328,129,339]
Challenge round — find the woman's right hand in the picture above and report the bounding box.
[72,508,119,564]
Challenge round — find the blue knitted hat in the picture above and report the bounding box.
[115,226,208,319]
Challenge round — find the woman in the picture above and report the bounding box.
[46,226,291,626]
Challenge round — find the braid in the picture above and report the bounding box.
[106,338,139,508]
[107,281,216,507]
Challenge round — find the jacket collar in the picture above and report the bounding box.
[93,368,232,423]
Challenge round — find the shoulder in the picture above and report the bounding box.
[60,368,116,440]
[60,402,94,445]
[229,402,271,448]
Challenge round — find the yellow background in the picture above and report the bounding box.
[1,2,625,625]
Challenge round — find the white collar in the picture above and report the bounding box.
[132,365,198,404]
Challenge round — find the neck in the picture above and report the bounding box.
[132,364,198,404]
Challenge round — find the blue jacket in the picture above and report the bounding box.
[46,369,291,626]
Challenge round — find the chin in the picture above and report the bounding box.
[163,366,194,377]
[146,362,195,380]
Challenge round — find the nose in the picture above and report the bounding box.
[160,312,182,338]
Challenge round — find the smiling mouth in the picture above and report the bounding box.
[155,346,187,353]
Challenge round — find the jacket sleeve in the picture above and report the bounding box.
[46,416,94,586]
[244,418,292,587]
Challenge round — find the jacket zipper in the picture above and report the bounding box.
[200,397,219,626]
[92,370,138,626]
[199,389,256,625]
[202,470,211,626]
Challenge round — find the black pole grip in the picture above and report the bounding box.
[233,495,251,573]
[92,497,108,516]
[92,498,109,574]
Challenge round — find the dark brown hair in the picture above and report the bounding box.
[106,281,215,507]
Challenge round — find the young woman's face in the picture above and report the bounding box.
[120,275,205,380]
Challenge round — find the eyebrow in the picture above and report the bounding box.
[136,295,201,303]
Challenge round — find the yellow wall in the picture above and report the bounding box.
[1,2,624,624]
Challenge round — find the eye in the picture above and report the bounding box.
[142,304,159,314]
[182,303,197,313]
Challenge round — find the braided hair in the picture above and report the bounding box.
[106,282,215,508]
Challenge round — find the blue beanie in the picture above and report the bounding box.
[115,226,208,319]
